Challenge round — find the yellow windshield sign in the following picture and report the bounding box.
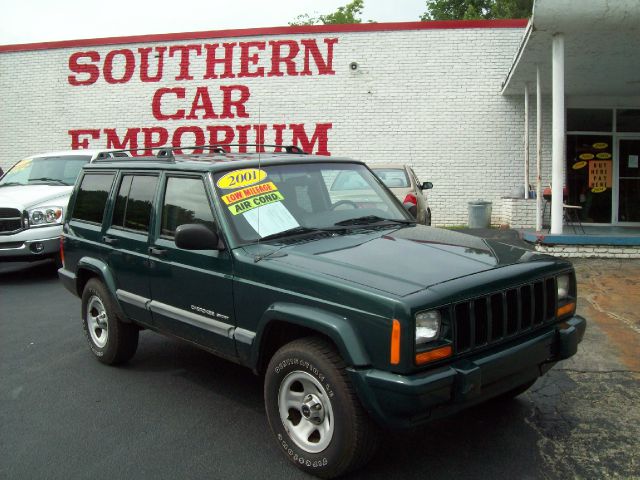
[217,169,267,189]
[228,191,285,215]
[221,182,278,205]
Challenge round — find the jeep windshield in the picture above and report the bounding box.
[0,155,91,187]
[212,162,413,244]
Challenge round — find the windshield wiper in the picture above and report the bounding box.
[334,215,414,227]
[259,226,324,242]
[0,182,25,187]
[28,177,69,185]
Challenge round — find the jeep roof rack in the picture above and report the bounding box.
[93,144,308,162]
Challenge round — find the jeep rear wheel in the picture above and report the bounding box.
[264,337,378,478]
[81,279,139,365]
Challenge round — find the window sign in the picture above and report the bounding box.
[588,160,612,193]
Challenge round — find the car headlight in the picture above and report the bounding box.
[27,206,63,227]
[557,274,570,301]
[416,310,441,344]
[556,273,576,318]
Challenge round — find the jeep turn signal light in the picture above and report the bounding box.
[415,345,452,365]
[557,302,576,318]
[390,319,401,365]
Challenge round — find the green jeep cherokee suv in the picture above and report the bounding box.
[59,145,586,478]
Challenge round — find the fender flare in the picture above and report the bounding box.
[251,302,371,371]
[76,257,128,322]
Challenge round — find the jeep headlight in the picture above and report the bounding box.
[415,310,441,344]
[556,273,576,318]
[27,206,63,227]
[557,274,570,301]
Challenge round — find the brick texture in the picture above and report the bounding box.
[0,26,554,226]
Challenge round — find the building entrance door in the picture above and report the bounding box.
[617,138,640,223]
[566,134,613,223]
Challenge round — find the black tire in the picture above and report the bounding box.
[425,208,432,226]
[265,337,378,478]
[81,278,139,365]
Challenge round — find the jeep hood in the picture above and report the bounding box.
[265,226,552,297]
[0,185,72,210]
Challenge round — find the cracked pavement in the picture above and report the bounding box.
[522,259,640,479]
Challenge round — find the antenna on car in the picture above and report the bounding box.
[257,104,262,240]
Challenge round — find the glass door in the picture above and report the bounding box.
[566,134,613,223]
[617,138,640,223]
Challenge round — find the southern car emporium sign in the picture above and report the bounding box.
[66,38,337,154]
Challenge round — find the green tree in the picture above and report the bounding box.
[420,0,533,20]
[290,0,371,26]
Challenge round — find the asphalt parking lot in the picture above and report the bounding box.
[1,253,639,480]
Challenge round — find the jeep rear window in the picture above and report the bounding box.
[72,173,115,224]
[111,174,158,233]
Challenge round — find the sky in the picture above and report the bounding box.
[1,0,428,46]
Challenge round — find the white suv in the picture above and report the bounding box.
[0,150,119,265]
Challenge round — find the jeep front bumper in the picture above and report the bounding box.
[348,315,586,429]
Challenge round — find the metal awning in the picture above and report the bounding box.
[501,0,640,96]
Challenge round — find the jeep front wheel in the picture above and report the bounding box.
[81,278,139,365]
[264,337,378,478]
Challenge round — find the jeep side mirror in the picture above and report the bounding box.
[421,181,433,190]
[175,224,222,250]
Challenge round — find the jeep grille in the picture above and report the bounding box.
[0,208,24,234]
[453,278,557,353]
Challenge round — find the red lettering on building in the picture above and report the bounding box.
[139,47,166,82]
[68,124,332,155]
[186,86,219,120]
[220,85,250,119]
[272,124,287,152]
[152,87,186,120]
[290,123,332,155]
[103,49,135,84]
[105,128,141,155]
[203,43,236,79]
[268,40,300,77]
[69,129,101,148]
[68,51,100,86]
[172,126,206,153]
[142,127,169,155]
[253,124,267,152]
[301,38,337,76]
[239,41,266,78]
[207,126,235,146]
[169,44,202,81]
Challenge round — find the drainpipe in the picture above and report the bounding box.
[524,82,530,199]
[536,65,543,232]
[551,33,565,235]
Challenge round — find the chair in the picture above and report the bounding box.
[562,204,585,234]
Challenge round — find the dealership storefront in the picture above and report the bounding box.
[501,0,640,244]
[0,0,638,254]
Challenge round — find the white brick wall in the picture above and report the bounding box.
[0,24,554,226]
[535,244,640,258]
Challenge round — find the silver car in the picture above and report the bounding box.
[370,164,433,225]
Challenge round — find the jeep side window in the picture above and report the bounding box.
[111,174,158,233]
[72,173,115,224]
[160,176,216,238]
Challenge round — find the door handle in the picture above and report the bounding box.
[149,246,167,257]
[103,236,118,245]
